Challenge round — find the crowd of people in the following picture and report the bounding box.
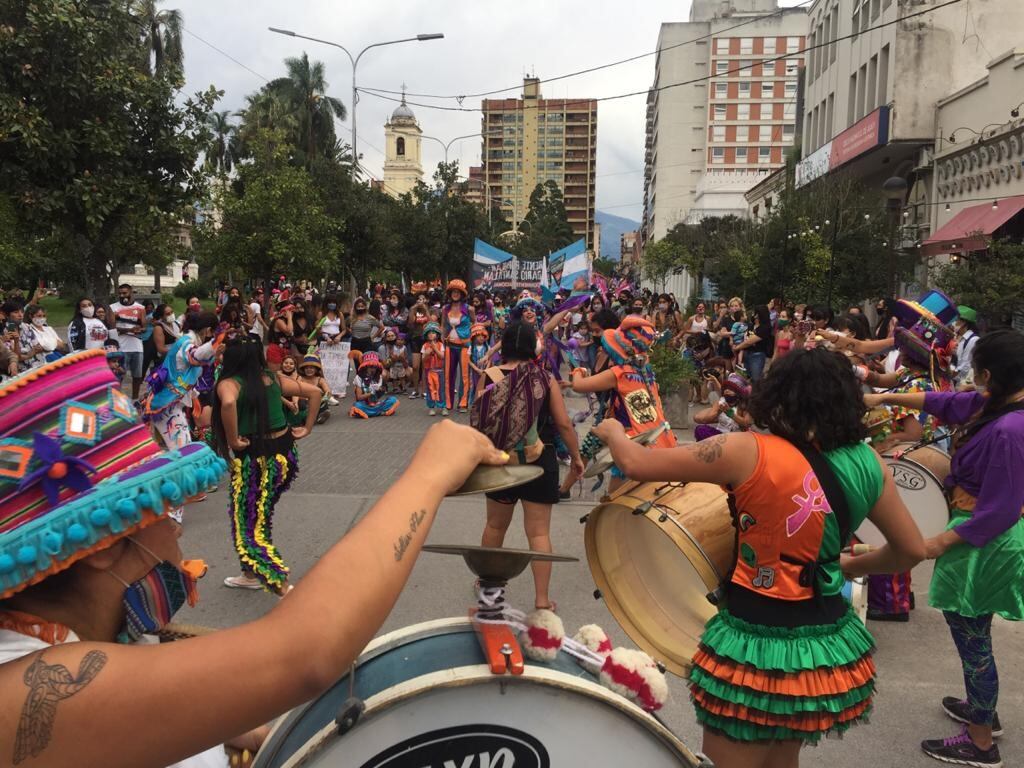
[0,272,1021,768]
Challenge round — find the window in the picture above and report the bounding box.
[715,82,728,98]
[848,72,858,126]
[396,137,405,156]
[786,36,801,52]
[867,54,878,110]
[716,60,730,75]
[783,124,795,142]
[737,103,751,119]
[712,147,726,164]
[716,38,729,53]
[785,81,798,96]
[759,147,772,164]
[856,63,867,118]
[785,58,800,76]
[871,0,880,20]
[739,82,751,98]
[714,104,727,119]
[878,44,890,106]
[852,8,860,37]
[712,125,726,141]
[763,37,776,55]
[825,93,835,141]
[740,37,753,54]
[760,125,773,142]
[740,60,753,76]
[830,11,839,63]
[784,103,796,118]
[761,82,775,98]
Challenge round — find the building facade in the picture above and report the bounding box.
[481,78,598,250]
[745,166,788,220]
[643,0,807,246]
[382,96,424,198]
[462,165,486,208]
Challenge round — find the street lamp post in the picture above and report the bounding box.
[268,27,443,173]
[421,131,503,165]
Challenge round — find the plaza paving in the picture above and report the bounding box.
[179,394,1024,767]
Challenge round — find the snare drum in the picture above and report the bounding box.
[856,442,951,547]
[254,618,702,768]
[584,481,733,677]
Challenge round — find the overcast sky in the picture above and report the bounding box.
[173,0,805,222]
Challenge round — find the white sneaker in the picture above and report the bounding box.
[223,575,262,590]
[328,396,340,406]
[428,408,436,416]
[441,408,450,416]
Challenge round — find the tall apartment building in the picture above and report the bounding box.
[481,78,598,250]
[643,1,807,250]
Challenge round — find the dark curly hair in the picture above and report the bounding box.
[748,347,867,450]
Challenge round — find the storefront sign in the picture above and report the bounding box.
[795,106,891,188]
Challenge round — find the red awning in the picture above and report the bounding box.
[921,195,1024,256]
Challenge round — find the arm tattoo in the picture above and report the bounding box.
[393,509,428,562]
[14,650,108,764]
[690,434,727,464]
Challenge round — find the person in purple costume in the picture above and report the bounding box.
[866,329,1024,768]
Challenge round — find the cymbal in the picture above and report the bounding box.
[448,464,544,497]
[423,544,578,582]
[583,423,669,478]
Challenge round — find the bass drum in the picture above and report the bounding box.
[253,618,703,768]
[584,481,733,677]
[856,443,951,547]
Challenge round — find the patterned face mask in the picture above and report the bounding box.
[108,539,199,643]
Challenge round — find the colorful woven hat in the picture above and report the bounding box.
[471,323,489,339]
[411,281,428,294]
[894,289,959,329]
[0,351,226,599]
[618,316,658,353]
[423,321,442,338]
[359,352,383,370]
[446,279,467,298]
[300,353,323,373]
[511,296,547,321]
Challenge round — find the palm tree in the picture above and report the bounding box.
[267,53,347,167]
[204,110,235,175]
[234,89,298,160]
[134,0,184,76]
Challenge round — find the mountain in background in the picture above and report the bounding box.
[595,210,640,261]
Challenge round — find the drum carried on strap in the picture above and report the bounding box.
[855,442,951,547]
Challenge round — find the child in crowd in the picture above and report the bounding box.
[298,353,332,424]
[570,319,593,370]
[729,308,748,368]
[265,329,292,372]
[278,355,304,426]
[693,371,752,441]
[104,339,125,383]
[421,321,447,416]
[379,328,410,395]
[350,352,398,418]
[467,323,492,401]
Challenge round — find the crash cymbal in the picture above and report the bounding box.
[448,464,544,497]
[582,423,670,478]
[423,544,578,582]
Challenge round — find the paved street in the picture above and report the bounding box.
[179,394,1024,767]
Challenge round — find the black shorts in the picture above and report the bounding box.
[198,391,213,408]
[409,335,425,354]
[351,336,374,354]
[486,444,560,506]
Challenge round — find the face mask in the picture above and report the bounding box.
[119,296,132,306]
[632,307,644,314]
[109,539,197,643]
[355,307,366,314]
[165,314,175,323]
[659,303,669,311]
[327,303,338,311]
[390,299,399,307]
[81,306,95,318]
[777,318,790,329]
[32,316,46,327]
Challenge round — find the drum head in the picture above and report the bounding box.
[856,445,951,547]
[585,483,732,677]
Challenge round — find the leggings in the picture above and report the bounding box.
[445,343,471,409]
[945,611,998,725]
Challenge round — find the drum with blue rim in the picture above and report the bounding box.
[253,617,704,768]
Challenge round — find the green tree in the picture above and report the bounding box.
[202,129,341,295]
[204,110,235,175]
[265,53,347,169]
[0,0,218,298]
[516,181,575,259]
[935,240,1024,325]
[133,0,183,76]
[592,256,617,276]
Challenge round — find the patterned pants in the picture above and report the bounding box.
[445,343,470,410]
[868,571,912,615]
[945,611,998,726]
[425,367,445,409]
[228,441,298,593]
[350,396,398,418]
[151,402,192,450]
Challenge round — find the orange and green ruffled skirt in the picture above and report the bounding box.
[689,608,876,743]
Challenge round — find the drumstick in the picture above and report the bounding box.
[841,543,874,555]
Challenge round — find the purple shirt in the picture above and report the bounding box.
[924,391,1024,547]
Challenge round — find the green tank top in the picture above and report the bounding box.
[234,373,288,436]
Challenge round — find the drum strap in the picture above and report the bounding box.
[957,401,1024,446]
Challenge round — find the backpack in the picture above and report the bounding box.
[470,362,548,464]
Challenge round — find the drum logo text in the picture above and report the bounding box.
[358,724,550,768]
[890,464,927,491]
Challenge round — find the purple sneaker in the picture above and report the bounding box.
[922,726,1002,767]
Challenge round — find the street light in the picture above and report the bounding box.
[422,130,504,165]
[268,27,444,174]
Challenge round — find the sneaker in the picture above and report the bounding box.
[943,698,1003,738]
[441,408,450,416]
[408,391,418,399]
[428,409,436,416]
[922,727,1001,766]
[458,407,468,414]
[328,396,340,406]
[223,575,262,590]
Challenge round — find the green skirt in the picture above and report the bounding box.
[929,511,1024,620]
[689,608,876,744]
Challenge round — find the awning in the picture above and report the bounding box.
[921,195,1024,256]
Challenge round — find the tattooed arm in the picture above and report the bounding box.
[0,420,508,768]
[592,419,758,487]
